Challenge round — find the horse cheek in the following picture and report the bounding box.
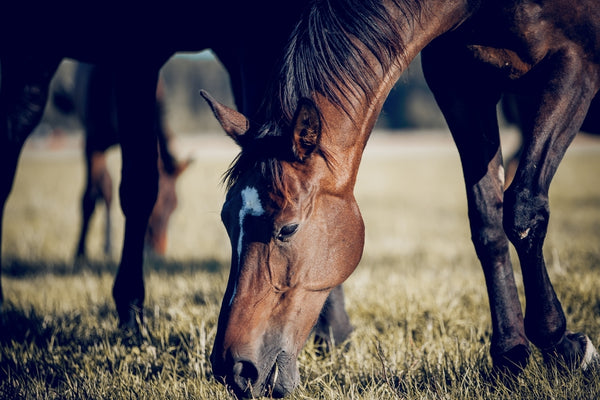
[327,198,365,286]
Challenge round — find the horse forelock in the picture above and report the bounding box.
[274,0,422,122]
[223,125,295,205]
[223,120,337,209]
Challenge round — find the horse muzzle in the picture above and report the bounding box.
[212,348,299,398]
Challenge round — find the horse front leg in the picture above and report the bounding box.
[0,56,59,304]
[422,45,530,373]
[503,51,599,370]
[312,285,354,353]
[111,67,160,333]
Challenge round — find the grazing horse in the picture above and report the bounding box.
[0,0,351,354]
[203,0,599,397]
[68,62,186,258]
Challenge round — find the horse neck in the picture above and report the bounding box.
[317,0,472,191]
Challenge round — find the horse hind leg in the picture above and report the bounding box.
[503,51,600,371]
[0,56,60,303]
[101,167,114,256]
[96,152,114,257]
[75,151,114,259]
[75,181,95,259]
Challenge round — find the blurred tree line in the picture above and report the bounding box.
[39,51,448,136]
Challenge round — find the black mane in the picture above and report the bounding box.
[225,0,421,192]
[276,0,420,121]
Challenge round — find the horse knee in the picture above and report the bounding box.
[503,187,550,249]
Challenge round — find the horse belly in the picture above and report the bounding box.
[463,0,600,82]
[465,46,532,80]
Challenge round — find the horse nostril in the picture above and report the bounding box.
[232,359,259,390]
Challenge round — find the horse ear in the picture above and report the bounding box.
[291,98,321,162]
[200,90,249,145]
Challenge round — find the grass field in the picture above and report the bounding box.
[1,130,599,399]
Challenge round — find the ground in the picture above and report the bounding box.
[1,129,599,399]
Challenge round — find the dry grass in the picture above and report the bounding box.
[1,130,599,399]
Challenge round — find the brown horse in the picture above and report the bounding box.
[0,1,351,352]
[68,62,187,258]
[203,0,600,397]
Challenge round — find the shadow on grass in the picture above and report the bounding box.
[0,302,199,390]
[1,256,227,278]
[0,303,88,347]
[0,256,227,347]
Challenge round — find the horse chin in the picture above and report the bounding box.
[264,351,300,398]
[228,351,299,399]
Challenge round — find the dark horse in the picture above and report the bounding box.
[202,0,600,397]
[1,0,353,350]
[68,62,187,258]
[503,93,600,186]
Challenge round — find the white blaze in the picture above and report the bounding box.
[230,186,265,306]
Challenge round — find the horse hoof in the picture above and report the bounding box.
[580,334,599,371]
[116,304,149,344]
[493,343,531,375]
[312,331,353,357]
[543,331,599,371]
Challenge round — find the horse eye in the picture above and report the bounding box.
[276,223,299,241]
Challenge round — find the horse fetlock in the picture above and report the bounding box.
[116,302,145,340]
[492,343,531,375]
[525,310,566,351]
[542,331,599,371]
[113,287,143,328]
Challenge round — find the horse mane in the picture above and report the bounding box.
[224,0,422,195]
[276,0,421,121]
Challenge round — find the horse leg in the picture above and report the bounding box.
[312,285,354,352]
[111,66,160,332]
[101,161,114,256]
[75,177,94,258]
[75,150,113,259]
[0,56,59,303]
[422,45,530,373]
[503,51,599,370]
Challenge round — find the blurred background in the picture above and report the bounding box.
[9,49,518,263]
[35,50,463,138]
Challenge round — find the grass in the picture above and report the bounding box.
[1,131,600,399]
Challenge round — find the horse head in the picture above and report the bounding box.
[202,91,364,398]
[144,155,192,255]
